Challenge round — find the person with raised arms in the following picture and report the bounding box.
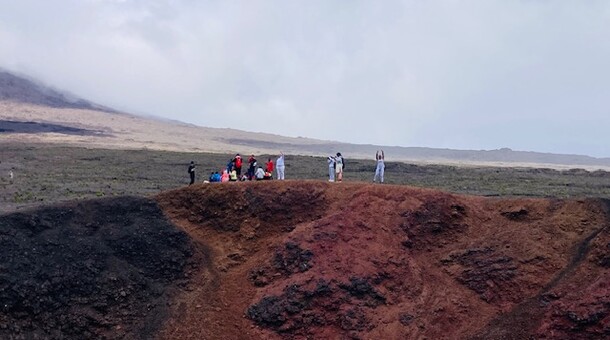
[276,151,285,180]
[374,150,385,183]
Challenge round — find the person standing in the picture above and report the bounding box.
[374,150,385,183]
[276,152,285,180]
[233,154,243,177]
[335,152,344,182]
[266,158,274,178]
[327,156,335,182]
[188,161,196,185]
[226,159,234,173]
[247,155,257,180]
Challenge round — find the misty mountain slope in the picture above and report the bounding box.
[0,70,111,111]
[1,70,609,169]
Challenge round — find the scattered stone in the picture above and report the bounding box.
[399,313,415,326]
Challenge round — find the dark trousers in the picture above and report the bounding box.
[190,173,195,185]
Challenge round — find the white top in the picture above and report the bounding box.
[276,154,285,167]
[255,168,265,179]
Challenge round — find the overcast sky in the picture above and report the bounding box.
[1,1,609,157]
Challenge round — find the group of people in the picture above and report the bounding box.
[326,150,384,183]
[326,152,345,182]
[188,150,385,185]
[188,152,286,185]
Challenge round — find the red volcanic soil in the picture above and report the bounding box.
[155,181,610,339]
[0,181,608,339]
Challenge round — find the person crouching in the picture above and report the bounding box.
[255,166,265,180]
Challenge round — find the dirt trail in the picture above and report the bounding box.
[155,181,610,339]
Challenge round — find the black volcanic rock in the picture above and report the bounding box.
[0,196,199,339]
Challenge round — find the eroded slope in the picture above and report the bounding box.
[0,181,607,339]
[155,181,610,339]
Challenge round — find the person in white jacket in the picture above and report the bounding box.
[276,152,285,180]
[255,166,265,180]
[374,150,385,183]
[327,156,335,182]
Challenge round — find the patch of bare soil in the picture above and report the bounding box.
[0,196,203,340]
[155,181,610,339]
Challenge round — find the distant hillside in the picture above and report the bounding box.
[226,138,610,168]
[0,70,111,111]
[1,69,609,169]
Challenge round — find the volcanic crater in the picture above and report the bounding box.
[1,181,609,339]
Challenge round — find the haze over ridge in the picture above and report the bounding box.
[1,1,608,157]
[1,70,609,170]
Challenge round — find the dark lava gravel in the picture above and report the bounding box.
[0,196,197,340]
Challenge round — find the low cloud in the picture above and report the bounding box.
[1,0,609,157]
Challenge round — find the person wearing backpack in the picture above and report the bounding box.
[233,154,243,177]
[334,152,344,182]
[188,161,196,185]
[374,150,385,183]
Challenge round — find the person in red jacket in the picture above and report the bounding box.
[233,154,243,177]
[266,158,274,178]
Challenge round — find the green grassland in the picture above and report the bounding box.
[1,143,610,213]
